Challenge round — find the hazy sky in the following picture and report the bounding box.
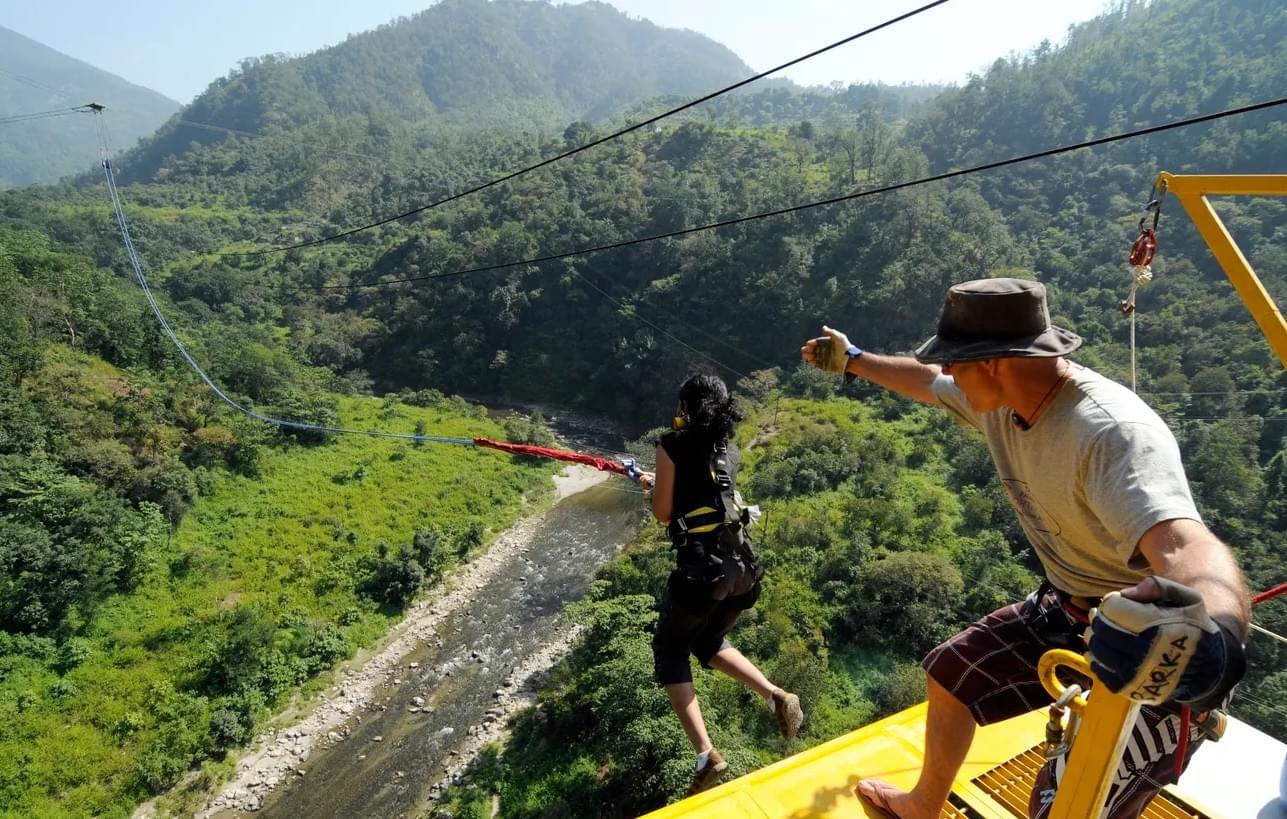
[3,0,1111,104]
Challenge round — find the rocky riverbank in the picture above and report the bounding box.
[132,465,615,819]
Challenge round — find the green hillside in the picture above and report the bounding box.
[0,0,1284,815]
[119,0,758,185]
[0,227,555,817]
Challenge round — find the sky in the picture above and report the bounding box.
[2,0,1112,104]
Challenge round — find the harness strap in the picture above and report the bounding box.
[668,441,744,543]
[1038,578,1099,625]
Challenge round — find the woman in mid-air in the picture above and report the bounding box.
[638,373,803,795]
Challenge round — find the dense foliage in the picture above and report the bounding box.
[0,0,1284,815]
[0,226,556,816]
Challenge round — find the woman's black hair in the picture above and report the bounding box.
[678,372,742,443]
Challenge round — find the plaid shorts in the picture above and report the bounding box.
[922,588,1085,726]
[925,589,1204,819]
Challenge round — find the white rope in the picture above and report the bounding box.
[1250,622,1287,647]
[1125,264,1152,393]
[92,112,475,447]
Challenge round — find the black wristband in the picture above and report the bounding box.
[1188,615,1247,710]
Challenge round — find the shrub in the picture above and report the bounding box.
[359,543,425,608]
[502,412,555,447]
[209,706,251,751]
[54,636,92,673]
[875,662,927,714]
[838,551,964,656]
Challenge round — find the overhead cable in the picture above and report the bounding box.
[0,104,97,125]
[568,266,752,380]
[92,113,475,447]
[1142,389,1287,397]
[318,95,1287,291]
[226,0,954,258]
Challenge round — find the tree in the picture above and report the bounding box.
[360,542,425,608]
[842,551,964,655]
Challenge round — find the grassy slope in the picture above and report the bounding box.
[0,390,556,819]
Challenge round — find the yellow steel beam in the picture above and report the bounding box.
[1039,650,1141,819]
[1155,172,1287,369]
[1157,173,1287,198]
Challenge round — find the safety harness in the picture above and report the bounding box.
[668,442,762,599]
[667,442,745,539]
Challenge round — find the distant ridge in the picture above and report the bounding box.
[124,0,755,181]
[0,25,180,187]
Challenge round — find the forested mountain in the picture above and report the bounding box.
[0,0,1285,815]
[0,26,179,187]
[120,0,758,183]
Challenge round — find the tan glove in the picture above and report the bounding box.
[803,325,857,375]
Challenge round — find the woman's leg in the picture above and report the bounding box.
[655,573,719,753]
[665,682,714,753]
[709,646,776,700]
[700,588,778,701]
[711,645,803,741]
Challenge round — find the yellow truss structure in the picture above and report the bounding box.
[1158,173,1287,368]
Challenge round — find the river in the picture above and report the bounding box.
[206,416,646,819]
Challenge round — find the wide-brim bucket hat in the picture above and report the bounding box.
[913,277,1082,364]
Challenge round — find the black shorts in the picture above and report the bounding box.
[652,570,760,686]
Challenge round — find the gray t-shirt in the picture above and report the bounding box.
[933,364,1201,598]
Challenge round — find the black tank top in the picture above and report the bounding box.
[657,429,740,524]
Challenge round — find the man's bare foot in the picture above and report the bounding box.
[856,779,937,819]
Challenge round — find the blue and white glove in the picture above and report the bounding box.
[1089,577,1245,708]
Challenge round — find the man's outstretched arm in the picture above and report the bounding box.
[800,325,943,405]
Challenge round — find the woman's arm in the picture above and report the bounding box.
[651,445,675,524]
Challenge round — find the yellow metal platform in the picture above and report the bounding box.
[640,704,1232,819]
[641,704,1042,819]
